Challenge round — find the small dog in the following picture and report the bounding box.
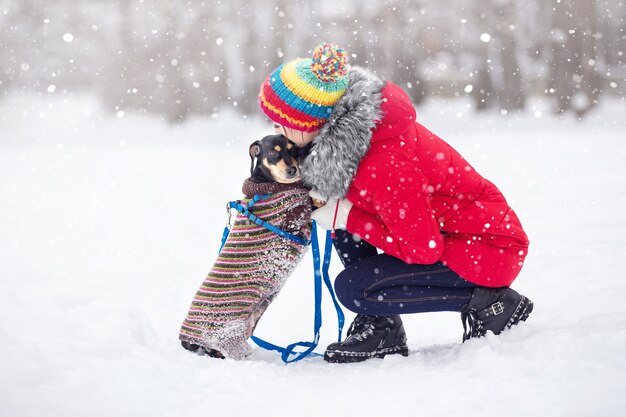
[248,134,302,183]
[179,134,312,359]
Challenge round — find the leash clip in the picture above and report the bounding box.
[225,201,234,228]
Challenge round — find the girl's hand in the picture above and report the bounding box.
[311,198,353,230]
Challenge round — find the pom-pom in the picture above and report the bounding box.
[310,43,348,83]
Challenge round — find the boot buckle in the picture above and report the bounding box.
[490,302,504,316]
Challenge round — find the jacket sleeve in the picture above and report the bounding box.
[346,163,443,264]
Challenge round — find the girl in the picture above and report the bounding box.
[259,43,533,363]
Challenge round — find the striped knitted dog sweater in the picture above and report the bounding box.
[179,179,312,359]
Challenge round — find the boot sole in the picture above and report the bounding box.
[324,345,409,363]
[505,296,534,330]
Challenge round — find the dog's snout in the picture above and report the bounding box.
[286,166,297,176]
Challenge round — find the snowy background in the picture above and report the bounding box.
[2,94,625,417]
[2,1,626,417]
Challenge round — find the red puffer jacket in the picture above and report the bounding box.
[344,82,529,287]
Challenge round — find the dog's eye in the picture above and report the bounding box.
[268,150,279,157]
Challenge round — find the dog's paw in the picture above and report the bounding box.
[181,340,225,359]
[200,348,226,359]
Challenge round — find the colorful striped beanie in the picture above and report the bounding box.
[259,43,349,132]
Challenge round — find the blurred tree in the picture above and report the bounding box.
[234,0,292,115]
[493,0,524,110]
[550,0,602,118]
[470,3,497,111]
[160,3,190,123]
[471,0,524,112]
[385,0,427,105]
[101,0,133,116]
[0,0,44,96]
[187,2,227,115]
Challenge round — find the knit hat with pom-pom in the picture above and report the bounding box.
[259,43,349,132]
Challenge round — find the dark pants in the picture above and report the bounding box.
[332,230,477,316]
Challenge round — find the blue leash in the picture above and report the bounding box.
[220,194,345,363]
[220,194,310,250]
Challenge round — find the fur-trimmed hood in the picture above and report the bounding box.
[300,66,385,199]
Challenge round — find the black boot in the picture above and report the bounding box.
[180,340,225,359]
[460,287,533,341]
[324,314,408,363]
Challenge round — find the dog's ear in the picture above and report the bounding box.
[249,141,261,159]
[249,141,261,176]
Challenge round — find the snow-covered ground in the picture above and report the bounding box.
[1,94,625,417]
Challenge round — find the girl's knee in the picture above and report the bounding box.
[334,268,367,313]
